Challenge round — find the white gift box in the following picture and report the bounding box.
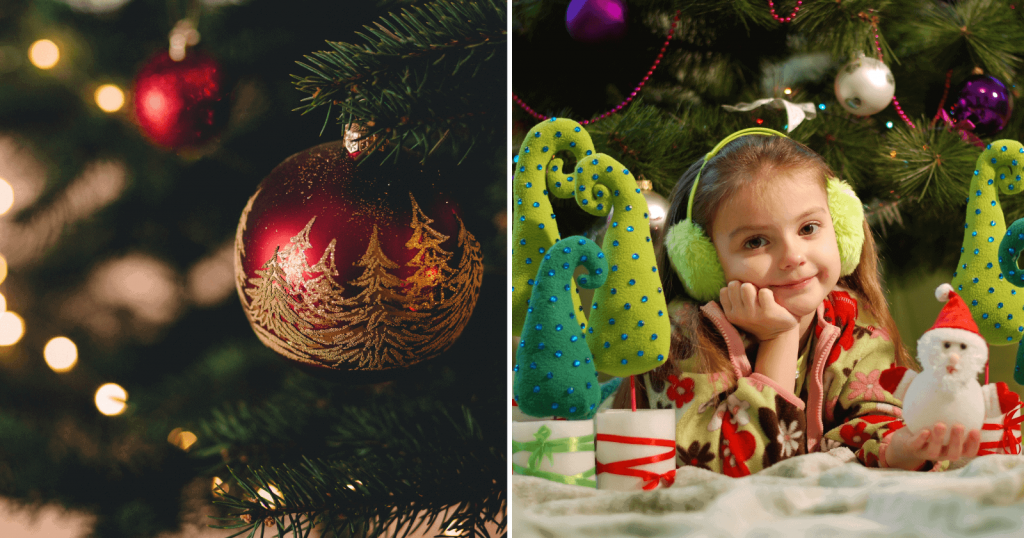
[511,419,596,488]
[594,408,676,491]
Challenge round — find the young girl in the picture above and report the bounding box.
[614,129,982,475]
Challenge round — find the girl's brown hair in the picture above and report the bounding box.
[613,135,914,409]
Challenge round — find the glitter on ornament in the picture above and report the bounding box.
[235,142,484,382]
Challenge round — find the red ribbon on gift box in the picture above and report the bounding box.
[595,433,676,490]
[979,402,1023,455]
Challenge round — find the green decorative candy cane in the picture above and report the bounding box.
[511,118,670,377]
[951,140,1024,384]
[512,119,595,338]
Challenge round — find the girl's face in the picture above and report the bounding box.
[709,169,842,319]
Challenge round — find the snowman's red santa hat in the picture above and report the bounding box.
[925,283,989,350]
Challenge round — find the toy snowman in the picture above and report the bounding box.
[902,284,988,445]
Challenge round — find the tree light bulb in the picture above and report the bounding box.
[95,383,127,415]
[0,178,14,215]
[28,39,60,69]
[0,311,24,345]
[44,336,78,373]
[94,84,125,113]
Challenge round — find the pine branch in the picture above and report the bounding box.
[874,117,979,214]
[792,0,898,65]
[293,0,506,162]
[789,111,880,190]
[587,100,746,193]
[908,0,1024,83]
[674,0,778,31]
[208,401,505,537]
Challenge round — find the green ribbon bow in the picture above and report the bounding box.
[512,425,597,488]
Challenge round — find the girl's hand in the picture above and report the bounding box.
[884,422,982,470]
[719,281,799,342]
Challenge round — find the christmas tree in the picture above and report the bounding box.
[0,0,505,536]
[512,0,1024,397]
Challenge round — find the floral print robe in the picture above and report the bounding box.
[640,290,911,476]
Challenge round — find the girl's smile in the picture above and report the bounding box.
[709,169,842,321]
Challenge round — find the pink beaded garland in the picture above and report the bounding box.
[512,11,680,125]
[767,0,802,23]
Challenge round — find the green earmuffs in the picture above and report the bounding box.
[664,128,865,303]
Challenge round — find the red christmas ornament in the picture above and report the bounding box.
[234,141,484,382]
[132,50,228,149]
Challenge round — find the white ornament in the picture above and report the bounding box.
[902,327,987,445]
[834,52,895,116]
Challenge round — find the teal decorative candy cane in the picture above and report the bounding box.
[514,236,607,419]
[950,140,1024,384]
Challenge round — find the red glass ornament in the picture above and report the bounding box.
[235,141,484,383]
[132,50,228,149]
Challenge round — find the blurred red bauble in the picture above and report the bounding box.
[234,141,484,383]
[132,50,228,149]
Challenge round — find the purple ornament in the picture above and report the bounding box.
[949,75,1013,137]
[566,0,628,44]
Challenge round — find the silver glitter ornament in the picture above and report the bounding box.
[834,53,895,116]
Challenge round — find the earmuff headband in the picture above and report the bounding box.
[685,127,789,222]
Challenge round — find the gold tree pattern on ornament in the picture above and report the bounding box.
[244,246,325,359]
[404,193,453,308]
[239,193,481,371]
[416,214,484,356]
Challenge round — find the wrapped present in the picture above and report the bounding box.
[978,382,1023,456]
[595,408,676,491]
[512,420,596,488]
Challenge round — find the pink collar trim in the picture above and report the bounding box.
[698,297,842,453]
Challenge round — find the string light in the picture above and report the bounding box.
[167,427,198,451]
[28,39,60,69]
[0,311,25,345]
[44,336,78,372]
[94,84,125,113]
[0,178,14,215]
[94,383,127,415]
[783,87,792,95]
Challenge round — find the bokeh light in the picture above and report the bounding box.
[167,427,198,451]
[44,336,78,372]
[212,476,229,496]
[0,178,14,215]
[0,311,24,346]
[94,383,127,415]
[0,293,6,312]
[256,485,282,508]
[0,254,6,285]
[28,39,60,69]
[94,84,125,113]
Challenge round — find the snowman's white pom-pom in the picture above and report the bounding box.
[935,283,954,302]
